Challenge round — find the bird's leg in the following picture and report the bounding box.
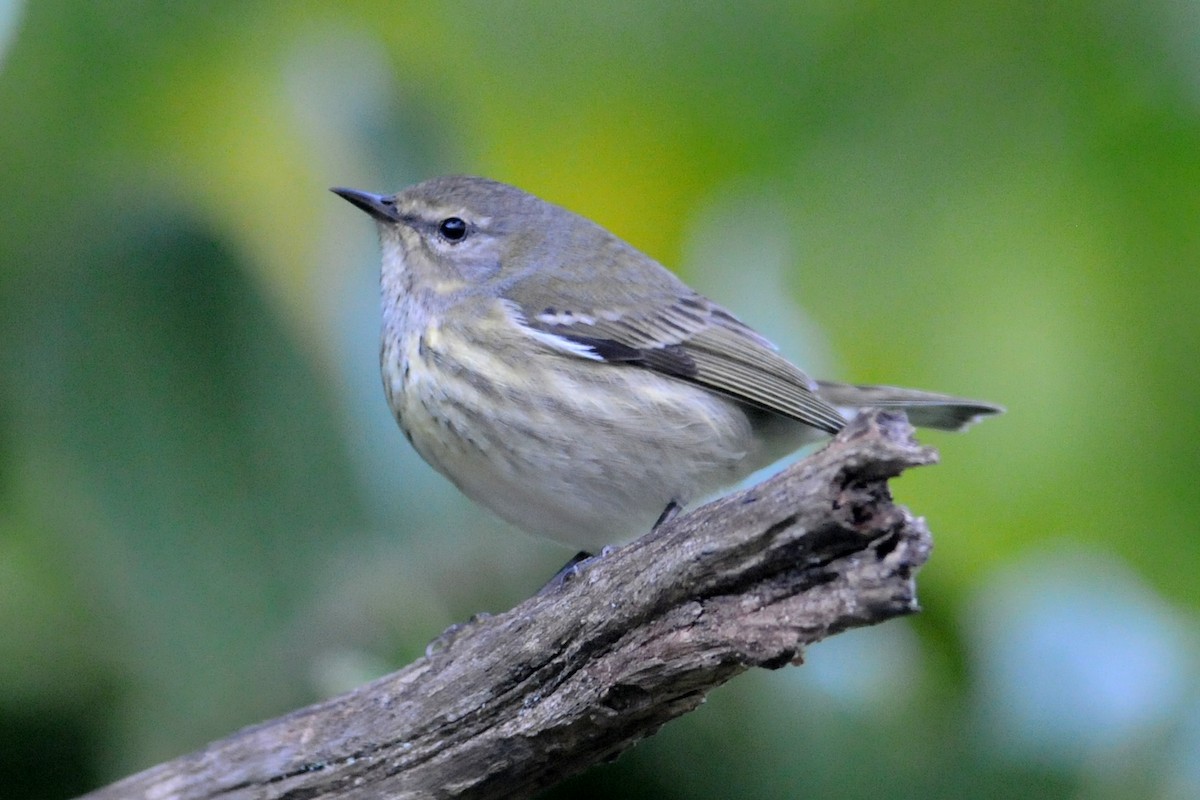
[535,501,679,596]
[652,500,682,531]
[536,549,595,595]
[424,611,493,657]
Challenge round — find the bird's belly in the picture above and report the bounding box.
[384,328,788,552]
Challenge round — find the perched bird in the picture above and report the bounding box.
[333,177,1001,555]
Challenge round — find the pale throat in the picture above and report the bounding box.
[380,234,472,298]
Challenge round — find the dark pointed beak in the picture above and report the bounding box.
[330,187,402,223]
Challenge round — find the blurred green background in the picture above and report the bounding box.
[2,2,1198,798]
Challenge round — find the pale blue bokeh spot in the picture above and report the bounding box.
[0,1,24,69]
[968,545,1195,764]
[788,621,924,713]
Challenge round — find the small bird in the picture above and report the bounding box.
[333,177,1001,556]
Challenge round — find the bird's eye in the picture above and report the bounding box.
[438,217,468,242]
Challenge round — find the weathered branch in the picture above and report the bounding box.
[81,411,938,800]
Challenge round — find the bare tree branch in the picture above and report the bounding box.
[81,410,938,800]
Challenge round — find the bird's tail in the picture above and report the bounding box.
[814,380,1004,432]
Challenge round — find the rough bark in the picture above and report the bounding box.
[81,410,938,800]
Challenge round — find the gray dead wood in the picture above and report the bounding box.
[81,410,938,800]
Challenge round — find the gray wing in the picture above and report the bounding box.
[514,291,847,435]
